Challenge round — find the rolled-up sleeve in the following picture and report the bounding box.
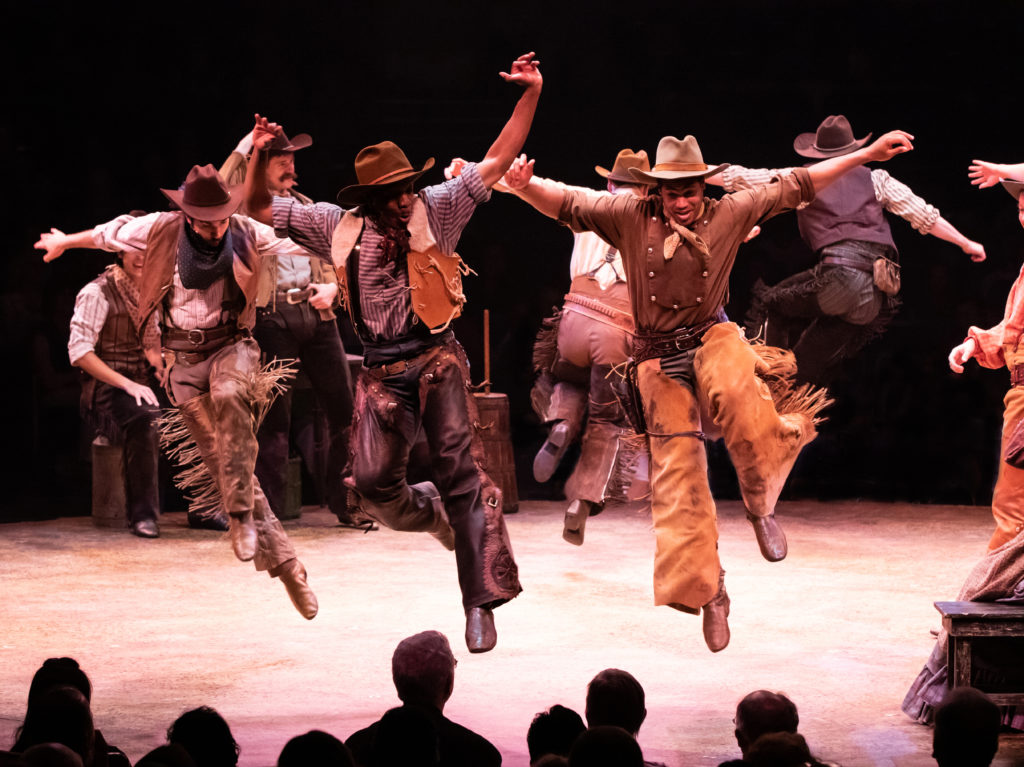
[68,283,108,365]
[91,213,159,253]
[719,168,815,232]
[872,169,940,234]
[422,162,491,254]
[557,188,639,250]
[271,197,342,261]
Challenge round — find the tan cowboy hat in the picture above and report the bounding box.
[794,115,872,159]
[595,149,650,184]
[337,141,435,205]
[161,164,243,221]
[267,130,313,153]
[1002,178,1024,200]
[627,136,728,184]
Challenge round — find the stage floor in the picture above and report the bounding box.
[1,500,1022,767]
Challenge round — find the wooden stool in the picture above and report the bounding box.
[935,600,1024,705]
[91,437,127,528]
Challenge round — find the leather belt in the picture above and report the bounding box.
[633,316,722,364]
[366,345,443,380]
[821,255,874,272]
[277,288,313,305]
[162,325,248,365]
[1011,364,1024,387]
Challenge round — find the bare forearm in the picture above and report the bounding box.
[806,149,872,192]
[74,351,135,391]
[476,86,542,188]
[244,149,274,225]
[929,217,972,250]
[514,177,565,219]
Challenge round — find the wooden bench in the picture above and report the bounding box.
[935,600,1024,706]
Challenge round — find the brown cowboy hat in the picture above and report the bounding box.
[161,164,243,221]
[627,136,728,184]
[1002,178,1024,200]
[336,141,435,206]
[595,148,650,184]
[794,115,872,159]
[267,130,313,153]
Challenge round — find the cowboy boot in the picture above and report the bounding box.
[533,382,586,482]
[702,569,730,653]
[177,396,258,562]
[269,557,318,620]
[562,499,597,546]
[465,606,497,653]
[695,324,817,562]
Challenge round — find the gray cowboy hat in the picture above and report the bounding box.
[794,115,872,159]
[627,135,728,184]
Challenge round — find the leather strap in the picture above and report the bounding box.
[821,255,874,273]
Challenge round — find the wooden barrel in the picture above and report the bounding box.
[473,392,519,513]
[91,438,127,528]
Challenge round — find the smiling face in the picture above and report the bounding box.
[659,179,705,226]
[120,249,146,282]
[266,151,297,195]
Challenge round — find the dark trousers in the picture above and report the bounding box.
[349,339,521,610]
[86,382,160,525]
[253,303,353,518]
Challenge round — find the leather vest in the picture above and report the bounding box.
[329,199,469,336]
[797,165,896,253]
[136,212,262,335]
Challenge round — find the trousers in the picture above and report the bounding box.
[348,338,521,610]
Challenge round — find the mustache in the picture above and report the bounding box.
[282,172,298,182]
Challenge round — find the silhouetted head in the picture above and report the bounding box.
[527,704,586,763]
[734,690,799,755]
[167,707,239,767]
[933,687,1000,767]
[277,730,353,767]
[391,631,456,710]
[568,726,643,767]
[585,669,646,736]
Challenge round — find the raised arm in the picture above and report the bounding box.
[474,53,543,189]
[498,154,564,219]
[244,113,283,226]
[969,160,1024,189]
[928,217,986,262]
[35,228,101,262]
[805,130,914,193]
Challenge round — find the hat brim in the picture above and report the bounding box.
[596,164,649,184]
[628,162,730,184]
[272,133,313,153]
[793,131,872,159]
[160,185,244,221]
[1002,178,1024,200]
[336,158,435,206]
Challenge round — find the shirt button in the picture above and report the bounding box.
[702,270,709,278]
[650,296,656,302]
[696,297,703,304]
[673,304,679,309]
[648,271,655,277]
[647,247,653,254]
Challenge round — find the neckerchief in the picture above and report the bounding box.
[662,202,710,261]
[368,215,411,265]
[178,224,234,290]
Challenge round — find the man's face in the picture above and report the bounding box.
[187,216,230,246]
[1018,195,1024,230]
[380,184,415,226]
[659,179,705,226]
[120,249,146,282]
[267,151,297,195]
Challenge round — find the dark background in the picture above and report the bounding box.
[3,0,1021,520]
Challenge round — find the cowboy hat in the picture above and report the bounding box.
[1002,178,1024,200]
[161,164,243,221]
[794,115,872,159]
[627,136,728,184]
[595,149,650,184]
[336,141,435,206]
[267,130,313,153]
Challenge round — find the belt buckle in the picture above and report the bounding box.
[286,288,307,305]
[674,333,691,350]
[187,329,206,346]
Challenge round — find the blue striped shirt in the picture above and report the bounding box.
[272,163,490,341]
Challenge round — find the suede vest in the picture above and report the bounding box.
[136,212,262,335]
[797,165,896,253]
[329,198,469,336]
[95,268,149,381]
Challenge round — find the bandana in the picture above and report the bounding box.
[107,263,160,350]
[368,215,411,265]
[178,223,234,290]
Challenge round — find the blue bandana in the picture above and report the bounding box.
[177,224,234,290]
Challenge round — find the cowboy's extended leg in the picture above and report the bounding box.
[694,323,817,562]
[991,382,1024,550]
[348,367,453,546]
[532,377,587,482]
[421,343,521,653]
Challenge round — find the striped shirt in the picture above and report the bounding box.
[68,273,160,365]
[719,165,940,233]
[92,212,308,331]
[272,162,490,341]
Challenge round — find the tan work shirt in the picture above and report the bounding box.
[557,168,815,333]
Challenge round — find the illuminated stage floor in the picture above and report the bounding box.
[2,500,1022,766]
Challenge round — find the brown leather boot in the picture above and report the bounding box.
[702,569,730,653]
[746,510,788,562]
[465,606,497,653]
[228,512,258,562]
[271,558,318,620]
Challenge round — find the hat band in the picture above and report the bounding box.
[184,194,230,207]
[653,162,708,172]
[368,166,415,185]
[812,138,857,153]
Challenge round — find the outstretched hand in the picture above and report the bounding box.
[948,338,976,374]
[499,154,535,192]
[499,52,542,91]
[35,228,69,262]
[252,113,284,151]
[968,160,1006,189]
[864,130,914,162]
